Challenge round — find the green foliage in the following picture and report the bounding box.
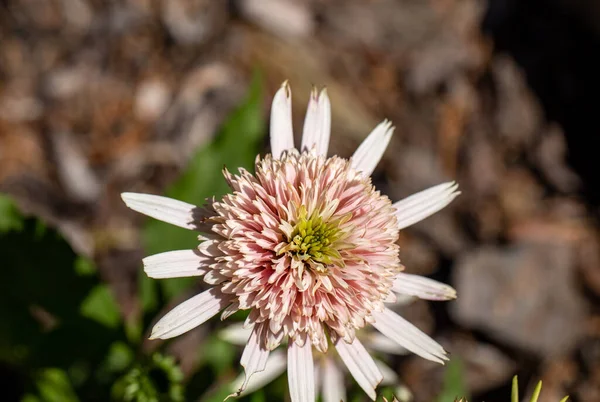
[112,354,184,402]
[80,285,121,329]
[0,196,128,400]
[0,194,24,233]
[1,75,268,402]
[511,376,569,402]
[23,368,80,402]
[436,358,468,402]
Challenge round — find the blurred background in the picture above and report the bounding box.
[1,0,599,401]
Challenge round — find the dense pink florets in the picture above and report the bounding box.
[197,150,401,352]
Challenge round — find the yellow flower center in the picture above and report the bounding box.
[279,206,347,273]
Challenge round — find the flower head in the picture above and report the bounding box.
[122,82,460,401]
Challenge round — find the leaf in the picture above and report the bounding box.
[30,368,80,402]
[79,285,121,329]
[201,336,236,376]
[436,358,468,402]
[0,204,127,401]
[142,72,266,302]
[0,193,24,233]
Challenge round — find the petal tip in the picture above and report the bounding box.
[120,192,138,206]
[280,80,291,97]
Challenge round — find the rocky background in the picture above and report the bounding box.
[1,0,599,401]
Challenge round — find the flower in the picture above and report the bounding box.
[220,318,415,401]
[122,82,460,402]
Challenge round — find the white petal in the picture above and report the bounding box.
[288,341,314,402]
[236,325,270,395]
[149,288,229,339]
[121,192,198,230]
[392,273,457,301]
[219,323,253,346]
[301,87,331,156]
[143,249,207,279]
[334,337,382,400]
[321,357,345,402]
[350,120,394,176]
[270,81,295,159]
[393,182,460,230]
[364,332,408,355]
[371,308,448,364]
[230,351,287,397]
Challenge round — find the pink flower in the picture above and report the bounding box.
[122,82,459,402]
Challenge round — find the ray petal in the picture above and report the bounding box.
[334,337,382,400]
[393,182,460,230]
[150,288,230,339]
[350,120,394,176]
[270,81,295,159]
[371,308,448,364]
[122,192,198,230]
[143,249,208,279]
[288,341,314,402]
[301,87,331,156]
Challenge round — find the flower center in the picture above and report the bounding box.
[278,206,345,274]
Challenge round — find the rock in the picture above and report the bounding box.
[162,0,227,46]
[134,79,172,122]
[237,0,314,39]
[451,243,587,356]
[532,123,582,193]
[491,55,542,151]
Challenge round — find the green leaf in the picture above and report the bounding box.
[79,285,121,329]
[530,381,543,402]
[74,257,96,276]
[0,193,24,233]
[201,336,236,376]
[31,368,80,402]
[436,358,468,402]
[249,390,266,402]
[112,353,184,402]
[142,72,265,302]
[103,341,134,373]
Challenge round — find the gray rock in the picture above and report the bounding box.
[451,243,587,356]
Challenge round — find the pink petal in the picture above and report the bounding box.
[334,337,382,400]
[301,87,331,156]
[392,273,457,300]
[392,182,460,230]
[270,81,295,159]
[150,288,230,339]
[143,249,208,279]
[288,341,314,402]
[350,120,394,176]
[371,308,448,364]
[121,192,198,230]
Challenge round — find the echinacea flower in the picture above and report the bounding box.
[122,82,460,402]
[220,298,418,402]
